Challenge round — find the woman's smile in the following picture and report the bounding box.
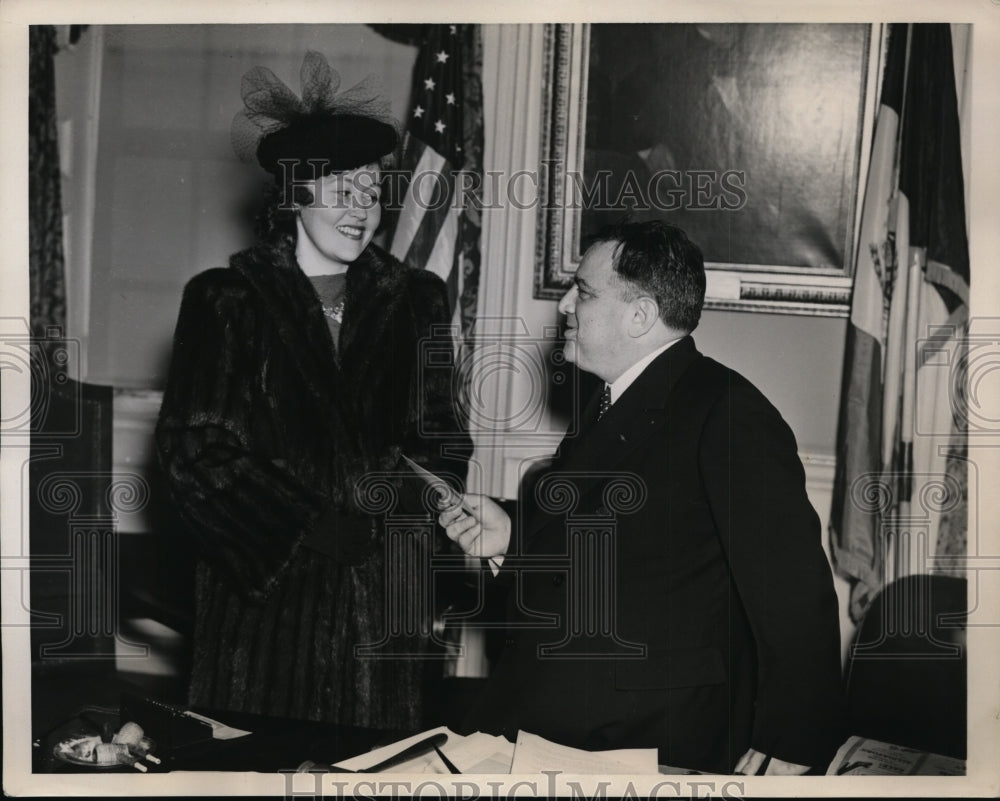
[336,223,365,240]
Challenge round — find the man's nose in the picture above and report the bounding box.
[558,286,576,315]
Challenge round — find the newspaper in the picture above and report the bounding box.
[826,736,965,776]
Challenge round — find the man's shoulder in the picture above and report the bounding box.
[681,348,782,416]
[680,348,752,391]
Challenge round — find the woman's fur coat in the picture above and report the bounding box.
[156,236,472,726]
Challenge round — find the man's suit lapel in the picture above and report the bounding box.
[526,337,700,541]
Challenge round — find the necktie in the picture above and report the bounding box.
[597,384,612,421]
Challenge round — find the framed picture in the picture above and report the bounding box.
[535,23,884,316]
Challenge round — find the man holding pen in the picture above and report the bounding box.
[439,221,845,774]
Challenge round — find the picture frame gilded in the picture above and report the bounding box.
[535,23,884,316]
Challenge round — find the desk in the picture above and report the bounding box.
[30,669,398,774]
[31,672,965,777]
[34,704,395,774]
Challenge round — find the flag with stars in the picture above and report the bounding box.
[388,24,483,343]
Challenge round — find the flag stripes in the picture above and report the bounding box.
[387,24,481,338]
[830,23,970,619]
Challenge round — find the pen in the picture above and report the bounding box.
[298,732,450,773]
[433,745,462,774]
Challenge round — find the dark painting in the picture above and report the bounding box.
[538,23,876,313]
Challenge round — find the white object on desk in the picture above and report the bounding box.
[182,711,252,741]
[333,727,664,775]
[509,731,659,775]
[333,726,516,774]
[335,726,453,773]
[826,735,965,776]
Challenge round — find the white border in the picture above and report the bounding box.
[3,1,999,797]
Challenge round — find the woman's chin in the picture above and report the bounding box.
[322,242,366,264]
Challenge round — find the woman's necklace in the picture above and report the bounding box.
[321,299,345,324]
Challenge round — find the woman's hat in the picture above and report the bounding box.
[231,51,399,179]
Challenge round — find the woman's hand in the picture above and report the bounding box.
[437,494,511,560]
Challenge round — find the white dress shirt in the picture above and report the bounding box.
[606,337,681,405]
[489,337,681,575]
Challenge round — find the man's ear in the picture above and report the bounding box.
[628,296,660,337]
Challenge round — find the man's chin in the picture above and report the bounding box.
[562,341,577,365]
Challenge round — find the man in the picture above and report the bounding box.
[440,221,845,774]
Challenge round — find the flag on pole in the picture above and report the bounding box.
[894,24,969,577]
[830,24,969,622]
[830,25,907,623]
[387,24,484,345]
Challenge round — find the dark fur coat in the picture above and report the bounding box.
[156,237,472,726]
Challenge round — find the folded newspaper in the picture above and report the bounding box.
[825,735,965,776]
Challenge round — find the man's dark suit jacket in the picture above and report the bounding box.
[463,336,845,773]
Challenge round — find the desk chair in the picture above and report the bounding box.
[29,376,117,668]
[844,573,967,759]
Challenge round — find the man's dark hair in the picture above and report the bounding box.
[589,219,707,333]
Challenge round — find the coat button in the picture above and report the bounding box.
[551,574,565,586]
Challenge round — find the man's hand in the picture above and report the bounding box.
[438,494,511,561]
[734,749,810,775]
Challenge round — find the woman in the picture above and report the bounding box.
[156,52,472,728]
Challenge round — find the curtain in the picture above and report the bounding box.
[28,24,67,339]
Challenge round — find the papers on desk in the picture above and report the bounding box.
[333,727,660,774]
[334,726,514,774]
[826,735,965,776]
[452,732,518,773]
[510,731,659,774]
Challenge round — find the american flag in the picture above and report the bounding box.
[390,24,481,337]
